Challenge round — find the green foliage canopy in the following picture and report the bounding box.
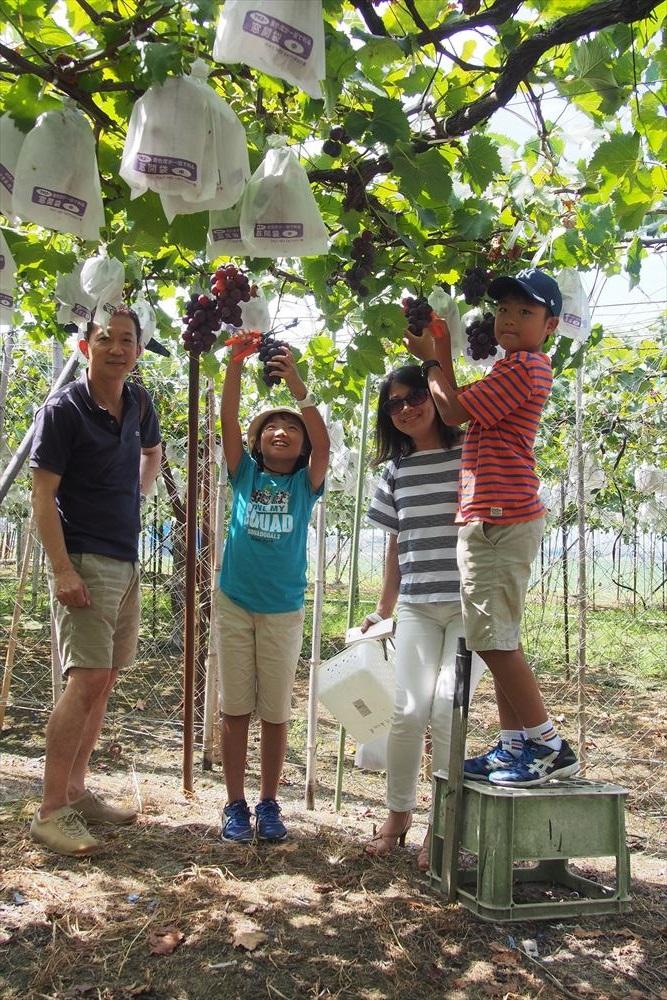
[0,0,665,400]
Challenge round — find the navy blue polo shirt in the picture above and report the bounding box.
[30,371,161,562]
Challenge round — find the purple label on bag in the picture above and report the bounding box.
[254,222,303,240]
[134,153,197,182]
[0,163,14,194]
[243,10,313,60]
[0,254,4,269]
[563,312,582,328]
[0,292,13,308]
[32,187,87,217]
[72,302,92,320]
[212,227,242,241]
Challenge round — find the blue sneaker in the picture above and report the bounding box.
[489,739,580,788]
[464,740,519,781]
[221,799,253,842]
[255,798,288,842]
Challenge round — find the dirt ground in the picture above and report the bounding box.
[1,671,666,1000]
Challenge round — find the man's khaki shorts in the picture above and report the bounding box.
[456,517,545,652]
[49,553,140,673]
[215,591,305,724]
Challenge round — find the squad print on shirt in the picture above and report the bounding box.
[220,451,323,613]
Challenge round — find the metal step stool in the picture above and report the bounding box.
[428,640,631,922]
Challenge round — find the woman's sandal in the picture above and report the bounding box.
[364,819,412,859]
[417,829,431,872]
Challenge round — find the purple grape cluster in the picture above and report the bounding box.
[461,265,490,305]
[181,293,221,354]
[466,312,498,360]
[211,264,253,327]
[258,334,290,387]
[402,295,433,336]
[346,230,374,298]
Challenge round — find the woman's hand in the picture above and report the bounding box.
[404,328,437,362]
[360,611,384,634]
[267,347,308,398]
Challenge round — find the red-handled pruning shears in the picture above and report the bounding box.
[224,329,262,360]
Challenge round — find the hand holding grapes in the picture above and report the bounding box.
[404,327,437,362]
[266,347,307,399]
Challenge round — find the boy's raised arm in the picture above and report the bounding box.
[270,348,330,492]
[405,324,470,427]
[220,347,245,476]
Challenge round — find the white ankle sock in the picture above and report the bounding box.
[500,730,525,756]
[525,720,562,751]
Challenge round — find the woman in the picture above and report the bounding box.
[362,364,485,869]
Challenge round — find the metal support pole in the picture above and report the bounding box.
[575,365,587,769]
[305,404,330,809]
[182,353,200,794]
[334,376,371,811]
[203,384,225,772]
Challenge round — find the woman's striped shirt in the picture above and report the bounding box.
[457,351,552,525]
[366,447,462,603]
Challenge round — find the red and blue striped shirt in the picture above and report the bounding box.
[457,351,552,525]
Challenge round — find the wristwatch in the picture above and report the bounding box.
[421,359,441,377]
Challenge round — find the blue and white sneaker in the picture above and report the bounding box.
[489,739,580,788]
[464,740,519,781]
[255,798,288,842]
[221,799,253,842]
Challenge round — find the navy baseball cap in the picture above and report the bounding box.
[488,267,562,317]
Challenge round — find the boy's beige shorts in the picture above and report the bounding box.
[215,590,305,724]
[456,517,545,652]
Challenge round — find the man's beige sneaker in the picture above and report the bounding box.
[30,806,101,856]
[71,789,137,826]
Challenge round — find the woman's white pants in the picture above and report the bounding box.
[386,601,485,813]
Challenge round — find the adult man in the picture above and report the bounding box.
[29,307,161,856]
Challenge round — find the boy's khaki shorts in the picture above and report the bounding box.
[456,517,545,652]
[49,552,140,673]
[215,591,305,724]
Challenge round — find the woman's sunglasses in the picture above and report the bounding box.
[383,386,430,417]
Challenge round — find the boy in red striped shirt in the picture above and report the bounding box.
[407,268,579,787]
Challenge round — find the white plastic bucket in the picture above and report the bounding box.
[318,640,395,743]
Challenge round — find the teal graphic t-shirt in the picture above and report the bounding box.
[220,451,324,613]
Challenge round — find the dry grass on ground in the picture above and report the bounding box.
[1,671,666,1000]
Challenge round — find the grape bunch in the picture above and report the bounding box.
[460,265,490,305]
[322,126,351,158]
[466,312,498,360]
[210,264,254,327]
[346,230,374,297]
[181,293,222,354]
[402,295,433,336]
[258,333,290,387]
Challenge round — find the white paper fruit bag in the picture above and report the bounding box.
[207,201,250,260]
[428,286,465,359]
[132,293,156,346]
[558,268,591,343]
[0,230,16,328]
[80,253,125,329]
[12,99,104,240]
[120,67,213,202]
[240,135,328,258]
[0,113,25,223]
[160,62,250,222]
[213,0,325,100]
[55,262,97,329]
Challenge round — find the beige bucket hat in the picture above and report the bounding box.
[246,406,308,452]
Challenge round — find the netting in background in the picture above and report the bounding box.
[2,513,665,817]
